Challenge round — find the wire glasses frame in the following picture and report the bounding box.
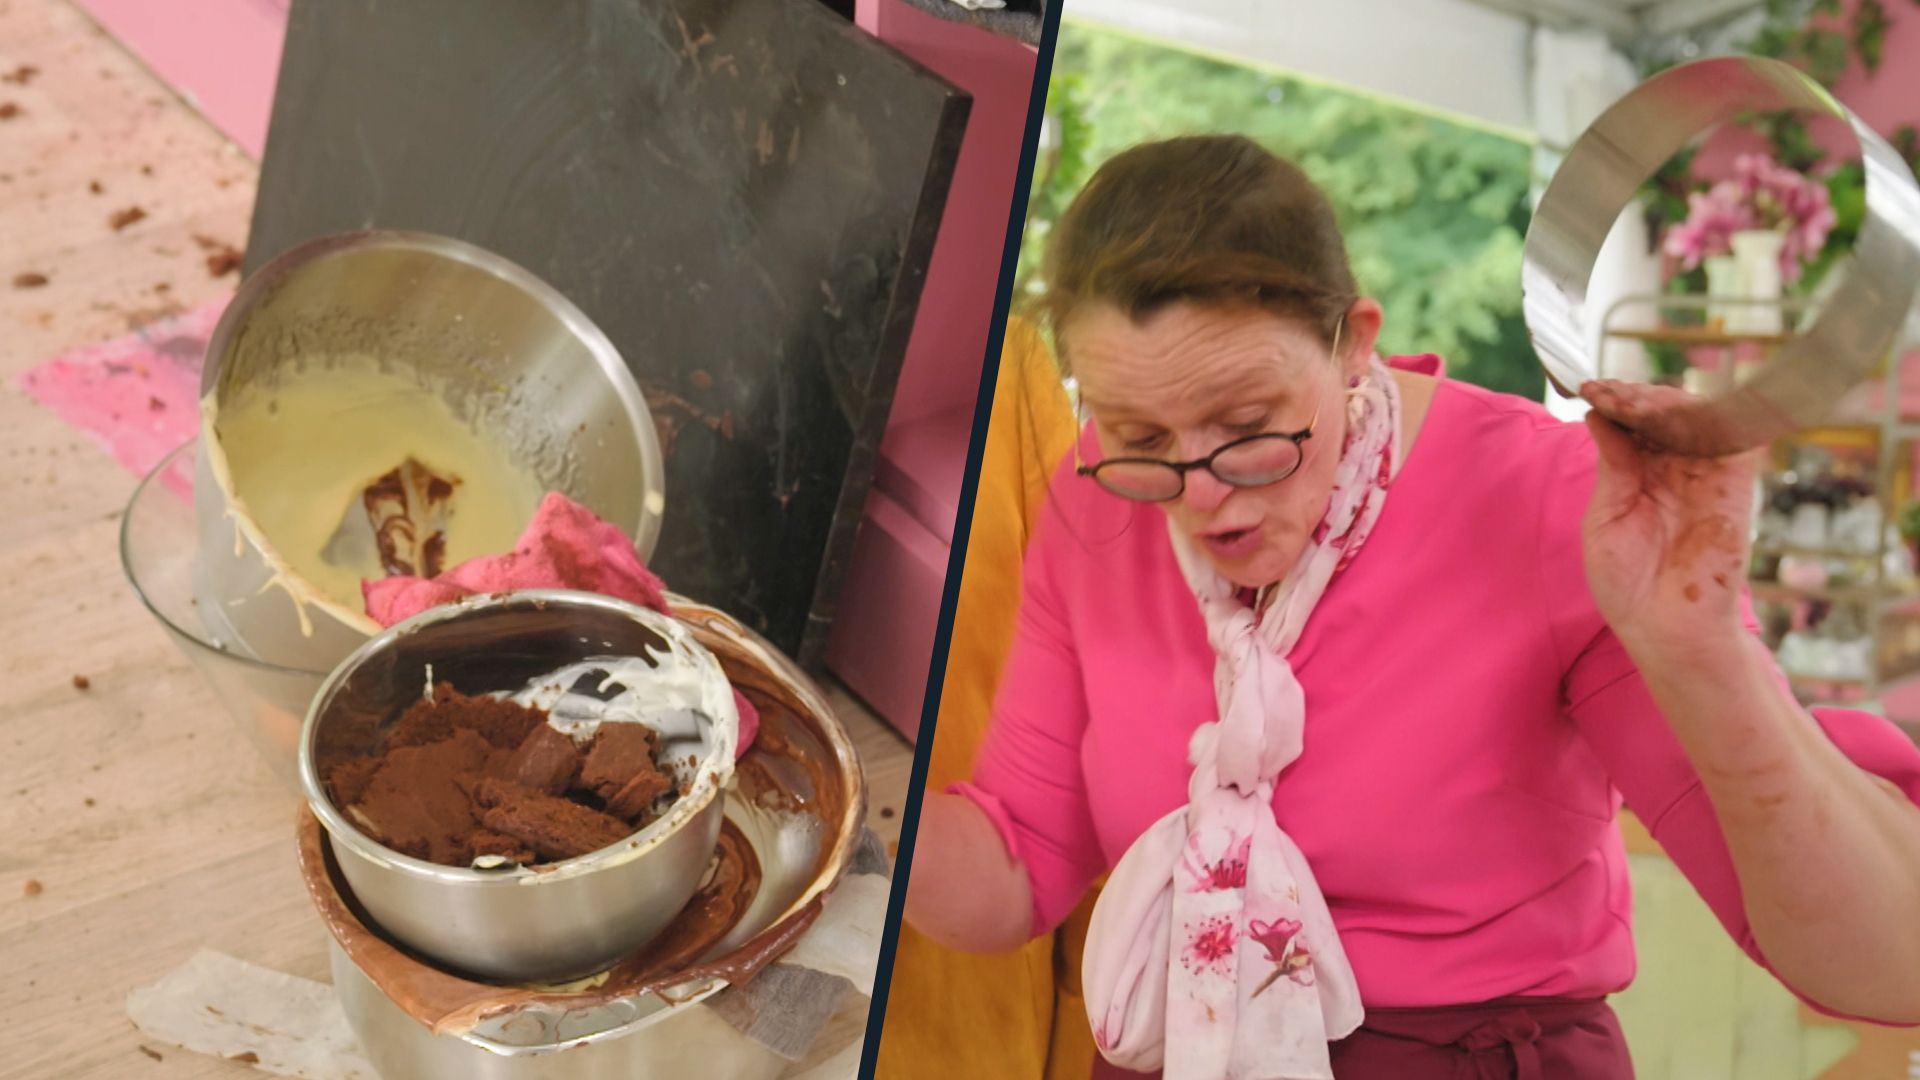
[1074,405,1320,503]
[1070,312,1347,503]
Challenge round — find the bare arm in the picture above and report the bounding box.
[1580,382,1920,1021]
[902,792,1036,954]
[1632,636,1920,1021]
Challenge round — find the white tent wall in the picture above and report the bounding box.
[1061,0,1535,134]
[1529,24,1661,423]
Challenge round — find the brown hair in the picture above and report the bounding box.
[1039,134,1358,361]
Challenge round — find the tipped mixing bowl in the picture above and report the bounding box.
[194,229,667,674]
[298,590,738,984]
[121,438,328,791]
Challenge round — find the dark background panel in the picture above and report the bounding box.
[248,0,969,665]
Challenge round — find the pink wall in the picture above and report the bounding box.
[1825,0,1920,138]
[860,0,1037,426]
[1693,0,1920,176]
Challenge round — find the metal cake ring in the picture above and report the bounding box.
[1523,56,1920,455]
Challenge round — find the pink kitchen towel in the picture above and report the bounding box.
[364,492,762,756]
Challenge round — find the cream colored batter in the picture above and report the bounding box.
[205,357,543,618]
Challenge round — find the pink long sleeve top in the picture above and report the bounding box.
[957,360,1920,1014]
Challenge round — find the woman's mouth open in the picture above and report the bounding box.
[1200,524,1262,560]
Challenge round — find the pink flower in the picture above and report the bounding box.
[1184,833,1252,892]
[1662,153,1836,282]
[1247,917,1303,963]
[1247,917,1317,993]
[1663,184,1752,268]
[1181,915,1239,978]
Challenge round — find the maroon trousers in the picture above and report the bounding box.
[1088,996,1634,1080]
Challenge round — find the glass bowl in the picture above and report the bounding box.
[120,438,328,790]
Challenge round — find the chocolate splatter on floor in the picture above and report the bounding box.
[204,245,241,278]
[137,1046,163,1062]
[1,65,39,85]
[108,206,147,231]
[71,674,89,690]
[12,272,47,289]
[192,234,244,277]
[22,879,42,898]
[0,102,20,120]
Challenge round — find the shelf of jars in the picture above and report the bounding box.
[1600,292,1920,720]
[1748,448,1920,707]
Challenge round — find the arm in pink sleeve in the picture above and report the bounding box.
[1542,428,1920,1023]
[954,496,1110,938]
[1565,624,1920,1023]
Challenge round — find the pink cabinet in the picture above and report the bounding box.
[825,0,1038,738]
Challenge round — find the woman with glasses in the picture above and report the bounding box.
[901,134,1920,1080]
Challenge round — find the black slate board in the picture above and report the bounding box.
[246,0,970,668]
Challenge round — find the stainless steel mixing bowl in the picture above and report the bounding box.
[299,596,867,1079]
[1524,56,1920,454]
[194,229,666,672]
[299,590,736,984]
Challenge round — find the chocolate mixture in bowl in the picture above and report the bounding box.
[324,684,678,867]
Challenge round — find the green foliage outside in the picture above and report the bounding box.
[1019,23,1544,400]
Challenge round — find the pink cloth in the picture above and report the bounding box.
[959,360,1920,1021]
[363,492,760,755]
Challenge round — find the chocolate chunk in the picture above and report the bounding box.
[389,684,543,750]
[466,830,536,865]
[474,778,632,861]
[492,723,583,795]
[604,767,675,823]
[580,723,675,822]
[352,729,493,863]
[325,756,382,806]
[579,723,660,800]
[384,689,458,748]
[321,688,669,869]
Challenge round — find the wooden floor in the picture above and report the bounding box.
[0,1,913,1076]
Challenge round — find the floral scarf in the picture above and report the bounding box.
[1081,357,1401,1079]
